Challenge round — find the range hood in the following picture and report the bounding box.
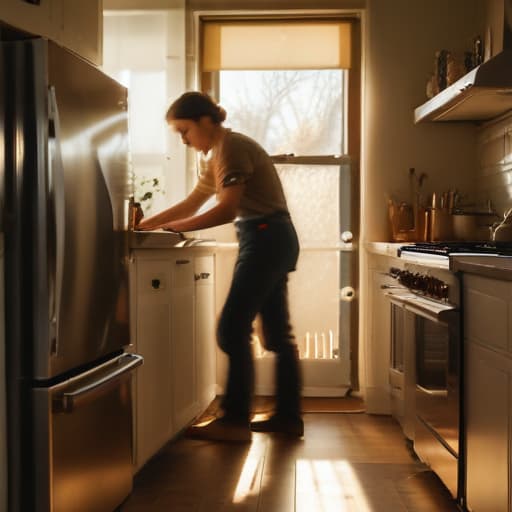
[414,49,512,123]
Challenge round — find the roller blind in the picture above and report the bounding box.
[202,20,352,71]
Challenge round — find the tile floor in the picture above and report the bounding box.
[120,410,461,511]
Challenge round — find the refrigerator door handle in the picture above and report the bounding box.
[47,86,66,356]
[54,354,143,413]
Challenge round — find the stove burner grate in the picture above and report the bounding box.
[399,241,512,257]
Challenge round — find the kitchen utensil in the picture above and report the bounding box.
[389,200,415,241]
[429,209,454,241]
[491,207,512,241]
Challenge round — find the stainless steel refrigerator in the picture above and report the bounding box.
[1,35,142,512]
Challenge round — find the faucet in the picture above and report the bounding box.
[490,207,512,241]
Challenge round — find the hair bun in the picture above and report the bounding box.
[217,105,227,123]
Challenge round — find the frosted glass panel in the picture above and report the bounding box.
[219,70,344,155]
[289,251,340,359]
[277,165,340,245]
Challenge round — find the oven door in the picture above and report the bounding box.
[384,289,461,500]
[388,301,416,440]
[414,311,461,500]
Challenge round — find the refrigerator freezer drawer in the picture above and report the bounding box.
[33,353,143,512]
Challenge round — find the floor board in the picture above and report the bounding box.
[121,411,460,511]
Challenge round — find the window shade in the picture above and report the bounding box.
[202,20,352,71]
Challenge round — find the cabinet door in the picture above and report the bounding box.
[58,0,102,65]
[465,340,510,512]
[366,269,392,414]
[171,255,197,432]
[134,259,173,470]
[464,274,512,512]
[0,0,102,65]
[0,0,57,39]
[194,255,216,411]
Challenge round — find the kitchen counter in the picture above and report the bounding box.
[451,255,512,281]
[130,230,216,250]
[131,231,357,252]
[365,241,407,258]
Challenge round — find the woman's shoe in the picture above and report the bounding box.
[186,417,252,442]
[250,414,304,437]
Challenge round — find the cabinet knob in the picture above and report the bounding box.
[194,272,210,281]
[151,279,161,289]
[176,259,191,265]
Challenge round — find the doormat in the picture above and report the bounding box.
[255,396,366,414]
[198,395,365,423]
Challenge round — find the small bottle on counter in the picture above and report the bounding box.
[128,198,144,230]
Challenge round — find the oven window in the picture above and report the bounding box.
[416,317,449,390]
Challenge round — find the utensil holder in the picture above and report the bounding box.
[389,201,428,242]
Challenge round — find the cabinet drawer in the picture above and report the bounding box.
[464,274,512,353]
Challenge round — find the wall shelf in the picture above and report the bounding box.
[414,50,512,123]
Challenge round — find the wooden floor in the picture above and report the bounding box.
[121,410,460,512]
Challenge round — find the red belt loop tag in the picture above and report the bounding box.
[257,223,269,230]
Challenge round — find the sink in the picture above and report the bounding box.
[175,238,216,247]
[130,230,216,249]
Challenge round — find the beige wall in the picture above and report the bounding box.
[363,0,483,242]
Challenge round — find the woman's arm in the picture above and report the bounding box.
[162,183,245,232]
[136,187,211,231]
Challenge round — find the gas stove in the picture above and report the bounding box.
[397,241,512,266]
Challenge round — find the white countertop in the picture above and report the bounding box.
[364,241,406,258]
[451,254,512,281]
[130,230,216,250]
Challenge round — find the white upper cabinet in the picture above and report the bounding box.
[0,0,102,65]
[0,0,57,39]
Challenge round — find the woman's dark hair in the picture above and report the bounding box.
[166,91,226,124]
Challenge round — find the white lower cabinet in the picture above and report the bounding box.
[132,250,215,471]
[194,255,216,412]
[170,256,197,430]
[464,274,512,512]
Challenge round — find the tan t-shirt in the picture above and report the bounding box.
[194,129,289,218]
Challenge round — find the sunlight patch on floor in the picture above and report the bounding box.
[296,459,372,512]
[232,437,266,504]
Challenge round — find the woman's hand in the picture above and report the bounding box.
[134,188,211,232]
[161,220,186,233]
[136,217,162,231]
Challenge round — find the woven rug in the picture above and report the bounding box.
[254,396,365,414]
[198,395,365,423]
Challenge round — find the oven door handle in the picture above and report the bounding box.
[416,384,448,397]
[383,290,457,324]
[53,354,143,413]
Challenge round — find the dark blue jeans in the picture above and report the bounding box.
[217,212,302,424]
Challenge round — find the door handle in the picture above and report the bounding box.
[54,354,143,413]
[416,384,448,397]
[47,86,66,357]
